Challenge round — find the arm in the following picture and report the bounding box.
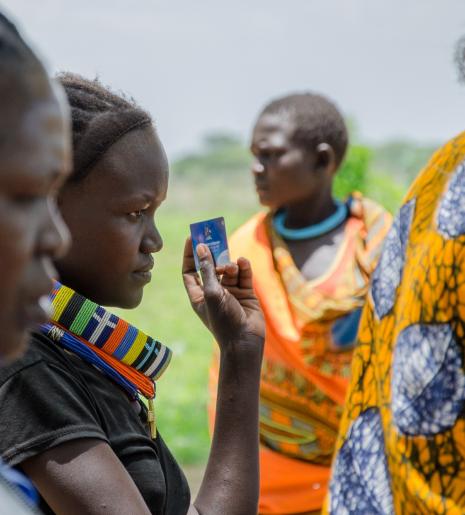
[182,239,264,515]
[22,439,151,515]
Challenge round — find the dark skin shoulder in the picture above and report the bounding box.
[22,440,151,515]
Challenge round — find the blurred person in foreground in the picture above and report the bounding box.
[0,10,71,514]
[0,72,264,515]
[324,37,465,514]
[209,92,392,514]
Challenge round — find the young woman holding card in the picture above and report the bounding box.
[209,93,392,514]
[0,73,264,515]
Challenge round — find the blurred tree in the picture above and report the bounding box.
[372,140,438,186]
[172,131,250,178]
[333,145,371,199]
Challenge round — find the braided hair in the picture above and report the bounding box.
[57,73,153,182]
[259,92,348,167]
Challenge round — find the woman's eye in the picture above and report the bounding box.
[127,201,151,220]
[270,150,284,159]
[259,150,282,162]
[128,209,145,219]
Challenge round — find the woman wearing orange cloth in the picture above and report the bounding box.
[209,92,392,514]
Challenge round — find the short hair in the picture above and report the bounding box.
[259,92,349,167]
[0,12,49,148]
[57,73,153,182]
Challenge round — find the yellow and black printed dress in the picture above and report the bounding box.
[325,131,465,514]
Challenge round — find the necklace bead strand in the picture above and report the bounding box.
[273,200,349,240]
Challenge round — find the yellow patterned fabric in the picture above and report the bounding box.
[325,131,465,514]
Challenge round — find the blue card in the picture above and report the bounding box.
[190,217,231,271]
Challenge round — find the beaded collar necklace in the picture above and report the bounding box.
[272,199,349,240]
[40,281,172,438]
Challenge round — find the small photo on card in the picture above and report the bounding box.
[190,217,231,271]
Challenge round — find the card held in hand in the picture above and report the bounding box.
[190,217,231,271]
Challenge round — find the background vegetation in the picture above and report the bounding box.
[116,130,438,466]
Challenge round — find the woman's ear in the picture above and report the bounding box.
[315,142,337,175]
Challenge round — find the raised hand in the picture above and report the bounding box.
[182,237,264,348]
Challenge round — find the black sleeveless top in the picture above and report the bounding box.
[0,332,190,515]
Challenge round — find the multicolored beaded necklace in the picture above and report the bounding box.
[40,281,172,438]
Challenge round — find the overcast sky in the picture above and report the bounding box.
[2,0,465,158]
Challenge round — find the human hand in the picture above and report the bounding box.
[182,237,264,349]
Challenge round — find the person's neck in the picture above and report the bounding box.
[282,191,337,229]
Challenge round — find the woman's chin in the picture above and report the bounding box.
[117,287,145,310]
[259,198,280,211]
[257,194,275,208]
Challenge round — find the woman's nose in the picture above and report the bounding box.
[39,200,71,260]
[142,222,163,254]
[252,160,265,175]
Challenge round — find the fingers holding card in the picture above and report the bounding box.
[189,217,231,271]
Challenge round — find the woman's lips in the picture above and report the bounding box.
[255,185,271,200]
[255,182,269,193]
[132,260,154,284]
[132,270,152,284]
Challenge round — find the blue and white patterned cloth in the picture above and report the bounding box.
[371,199,416,320]
[329,408,394,514]
[0,460,39,513]
[392,323,465,435]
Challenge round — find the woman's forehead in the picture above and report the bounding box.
[82,128,168,199]
[252,114,295,147]
[0,97,69,185]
